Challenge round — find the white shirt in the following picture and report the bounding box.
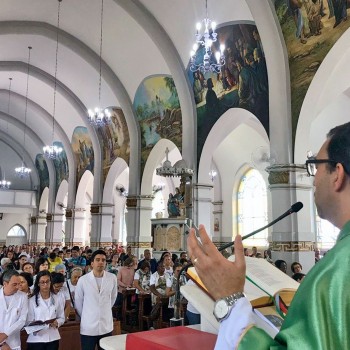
[215,297,255,350]
[0,289,28,350]
[75,271,118,336]
[27,293,65,344]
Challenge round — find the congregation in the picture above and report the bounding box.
[0,241,322,349]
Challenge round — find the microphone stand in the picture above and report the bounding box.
[170,202,303,327]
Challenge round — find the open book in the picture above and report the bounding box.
[187,256,299,308]
[24,319,56,335]
[180,284,284,337]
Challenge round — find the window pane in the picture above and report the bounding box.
[316,215,338,251]
[7,225,26,237]
[237,169,268,247]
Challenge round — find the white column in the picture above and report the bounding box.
[267,164,315,275]
[194,183,214,239]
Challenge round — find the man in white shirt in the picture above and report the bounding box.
[75,249,118,350]
[0,269,28,350]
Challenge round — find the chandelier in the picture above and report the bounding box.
[2,78,13,190]
[15,46,32,179]
[0,179,11,190]
[88,0,111,126]
[190,0,225,73]
[15,164,31,178]
[43,0,63,160]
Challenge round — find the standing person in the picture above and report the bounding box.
[0,270,28,350]
[67,246,86,271]
[188,121,350,349]
[26,270,65,350]
[75,249,118,350]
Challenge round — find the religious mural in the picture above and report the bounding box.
[35,154,49,198]
[133,75,182,175]
[52,141,69,196]
[187,23,269,161]
[274,0,350,140]
[96,107,130,184]
[71,126,94,189]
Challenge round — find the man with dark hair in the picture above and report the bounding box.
[188,121,350,349]
[68,246,86,270]
[0,269,28,350]
[75,249,118,350]
[122,245,132,262]
[137,249,157,273]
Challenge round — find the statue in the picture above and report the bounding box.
[167,187,183,217]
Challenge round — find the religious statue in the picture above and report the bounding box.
[167,187,184,217]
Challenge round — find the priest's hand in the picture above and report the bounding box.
[187,225,245,300]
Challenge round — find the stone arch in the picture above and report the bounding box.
[75,170,94,245]
[198,108,269,240]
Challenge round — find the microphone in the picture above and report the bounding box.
[218,201,303,252]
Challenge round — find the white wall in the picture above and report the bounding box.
[0,213,30,244]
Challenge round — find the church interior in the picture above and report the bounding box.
[0,0,350,274]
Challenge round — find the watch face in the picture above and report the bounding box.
[214,299,229,319]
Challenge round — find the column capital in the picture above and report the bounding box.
[266,163,306,185]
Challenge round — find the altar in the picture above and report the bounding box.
[151,217,189,252]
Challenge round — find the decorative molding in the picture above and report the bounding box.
[90,204,100,214]
[271,241,314,252]
[126,197,137,208]
[268,171,289,185]
[126,242,152,249]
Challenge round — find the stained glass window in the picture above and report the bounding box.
[237,169,268,247]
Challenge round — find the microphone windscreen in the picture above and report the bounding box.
[291,201,303,213]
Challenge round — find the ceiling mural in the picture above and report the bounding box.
[35,154,49,198]
[96,107,130,184]
[71,126,94,189]
[187,23,269,161]
[52,141,69,196]
[133,75,182,175]
[274,0,350,141]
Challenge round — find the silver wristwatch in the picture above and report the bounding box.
[213,292,245,322]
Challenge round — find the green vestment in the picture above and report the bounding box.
[238,220,350,350]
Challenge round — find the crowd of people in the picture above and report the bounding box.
[0,243,199,349]
[0,220,328,349]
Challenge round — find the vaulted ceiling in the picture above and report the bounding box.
[0,0,257,191]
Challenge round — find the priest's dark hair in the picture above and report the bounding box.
[327,122,350,175]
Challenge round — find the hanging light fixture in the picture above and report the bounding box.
[15,46,32,179]
[43,0,63,159]
[1,78,13,190]
[0,178,11,190]
[87,0,112,126]
[190,0,225,73]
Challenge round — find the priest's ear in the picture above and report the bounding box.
[333,162,347,192]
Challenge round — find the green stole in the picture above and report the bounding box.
[238,221,350,350]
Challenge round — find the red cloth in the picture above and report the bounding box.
[126,326,217,350]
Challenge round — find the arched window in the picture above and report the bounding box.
[7,225,26,237]
[237,169,268,247]
[152,190,165,218]
[316,215,339,251]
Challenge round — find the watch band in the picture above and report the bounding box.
[224,291,245,306]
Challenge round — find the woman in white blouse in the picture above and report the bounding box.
[26,270,65,350]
